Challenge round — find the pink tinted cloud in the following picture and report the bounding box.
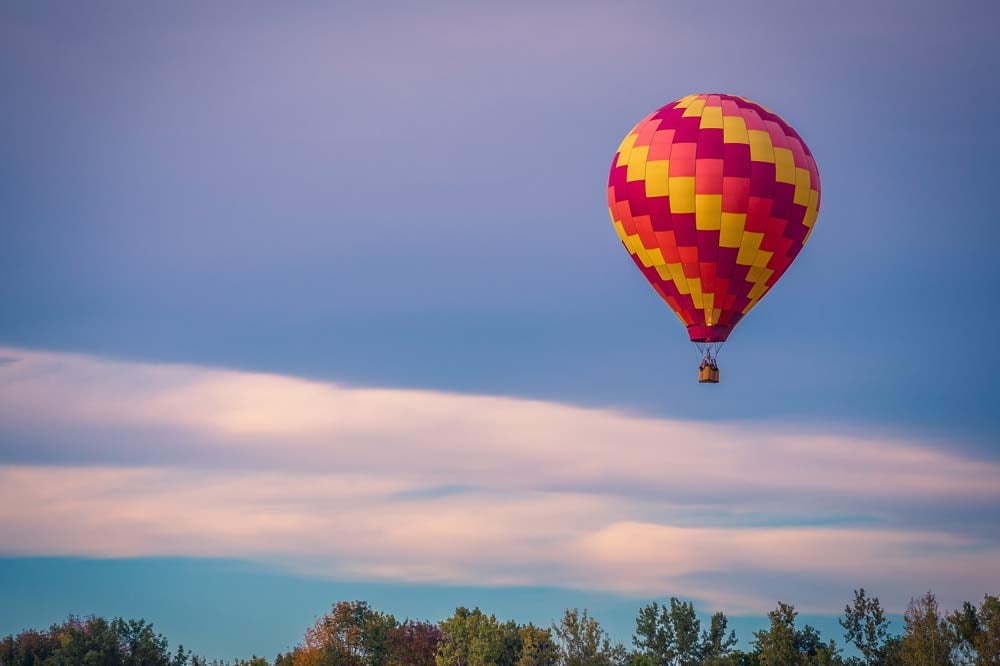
[0,346,998,612]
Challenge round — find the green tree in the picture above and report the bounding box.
[668,599,701,666]
[880,636,904,666]
[948,594,1000,666]
[753,602,842,665]
[516,624,558,666]
[974,594,1000,665]
[899,592,953,666]
[950,600,981,665]
[114,618,172,666]
[553,609,627,666]
[436,607,506,666]
[631,598,706,665]
[633,602,675,664]
[754,603,800,665]
[47,616,131,666]
[701,612,739,664]
[839,589,891,665]
[497,621,525,666]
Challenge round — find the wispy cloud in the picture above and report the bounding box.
[1,346,997,612]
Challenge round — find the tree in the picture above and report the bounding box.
[668,600,701,666]
[701,612,739,664]
[0,627,60,665]
[553,609,627,666]
[753,602,842,666]
[497,621,525,666]
[839,589,891,665]
[754,603,800,666]
[633,602,675,664]
[948,594,1000,666]
[517,624,558,666]
[899,592,953,666]
[631,598,707,665]
[880,637,904,666]
[114,618,172,666]
[295,600,398,666]
[385,620,442,666]
[950,600,981,665]
[795,625,841,666]
[436,607,506,666]
[974,594,1000,665]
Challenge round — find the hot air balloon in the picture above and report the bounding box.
[608,93,821,383]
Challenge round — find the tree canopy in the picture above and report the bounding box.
[3,590,999,666]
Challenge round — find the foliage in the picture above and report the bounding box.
[839,589,890,666]
[385,620,442,666]
[633,602,675,664]
[552,609,627,666]
[6,589,1000,666]
[435,607,505,666]
[633,599,738,665]
[516,624,559,666]
[293,600,397,666]
[752,602,842,665]
[899,592,954,666]
[0,616,181,666]
[947,594,1000,666]
[700,612,739,664]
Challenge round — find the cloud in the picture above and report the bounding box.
[1,346,998,612]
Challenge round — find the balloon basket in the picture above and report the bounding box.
[698,366,720,384]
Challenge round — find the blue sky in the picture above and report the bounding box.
[1,0,999,660]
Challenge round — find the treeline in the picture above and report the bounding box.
[2,590,998,665]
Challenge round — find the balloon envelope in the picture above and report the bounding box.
[608,93,821,342]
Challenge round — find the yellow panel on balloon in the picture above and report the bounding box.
[644,160,670,197]
[752,250,773,268]
[736,232,763,265]
[682,98,706,117]
[634,244,651,267]
[723,116,749,144]
[668,177,696,213]
[804,191,820,228]
[774,147,795,183]
[642,247,666,268]
[695,194,723,230]
[626,146,649,182]
[720,213,746,248]
[748,279,772,300]
[674,94,698,109]
[688,277,704,308]
[700,106,723,129]
[748,130,774,163]
[667,263,690,293]
[793,167,811,205]
[746,257,774,284]
[622,234,639,256]
[616,133,639,167]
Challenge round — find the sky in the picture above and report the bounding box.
[1,0,999,660]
